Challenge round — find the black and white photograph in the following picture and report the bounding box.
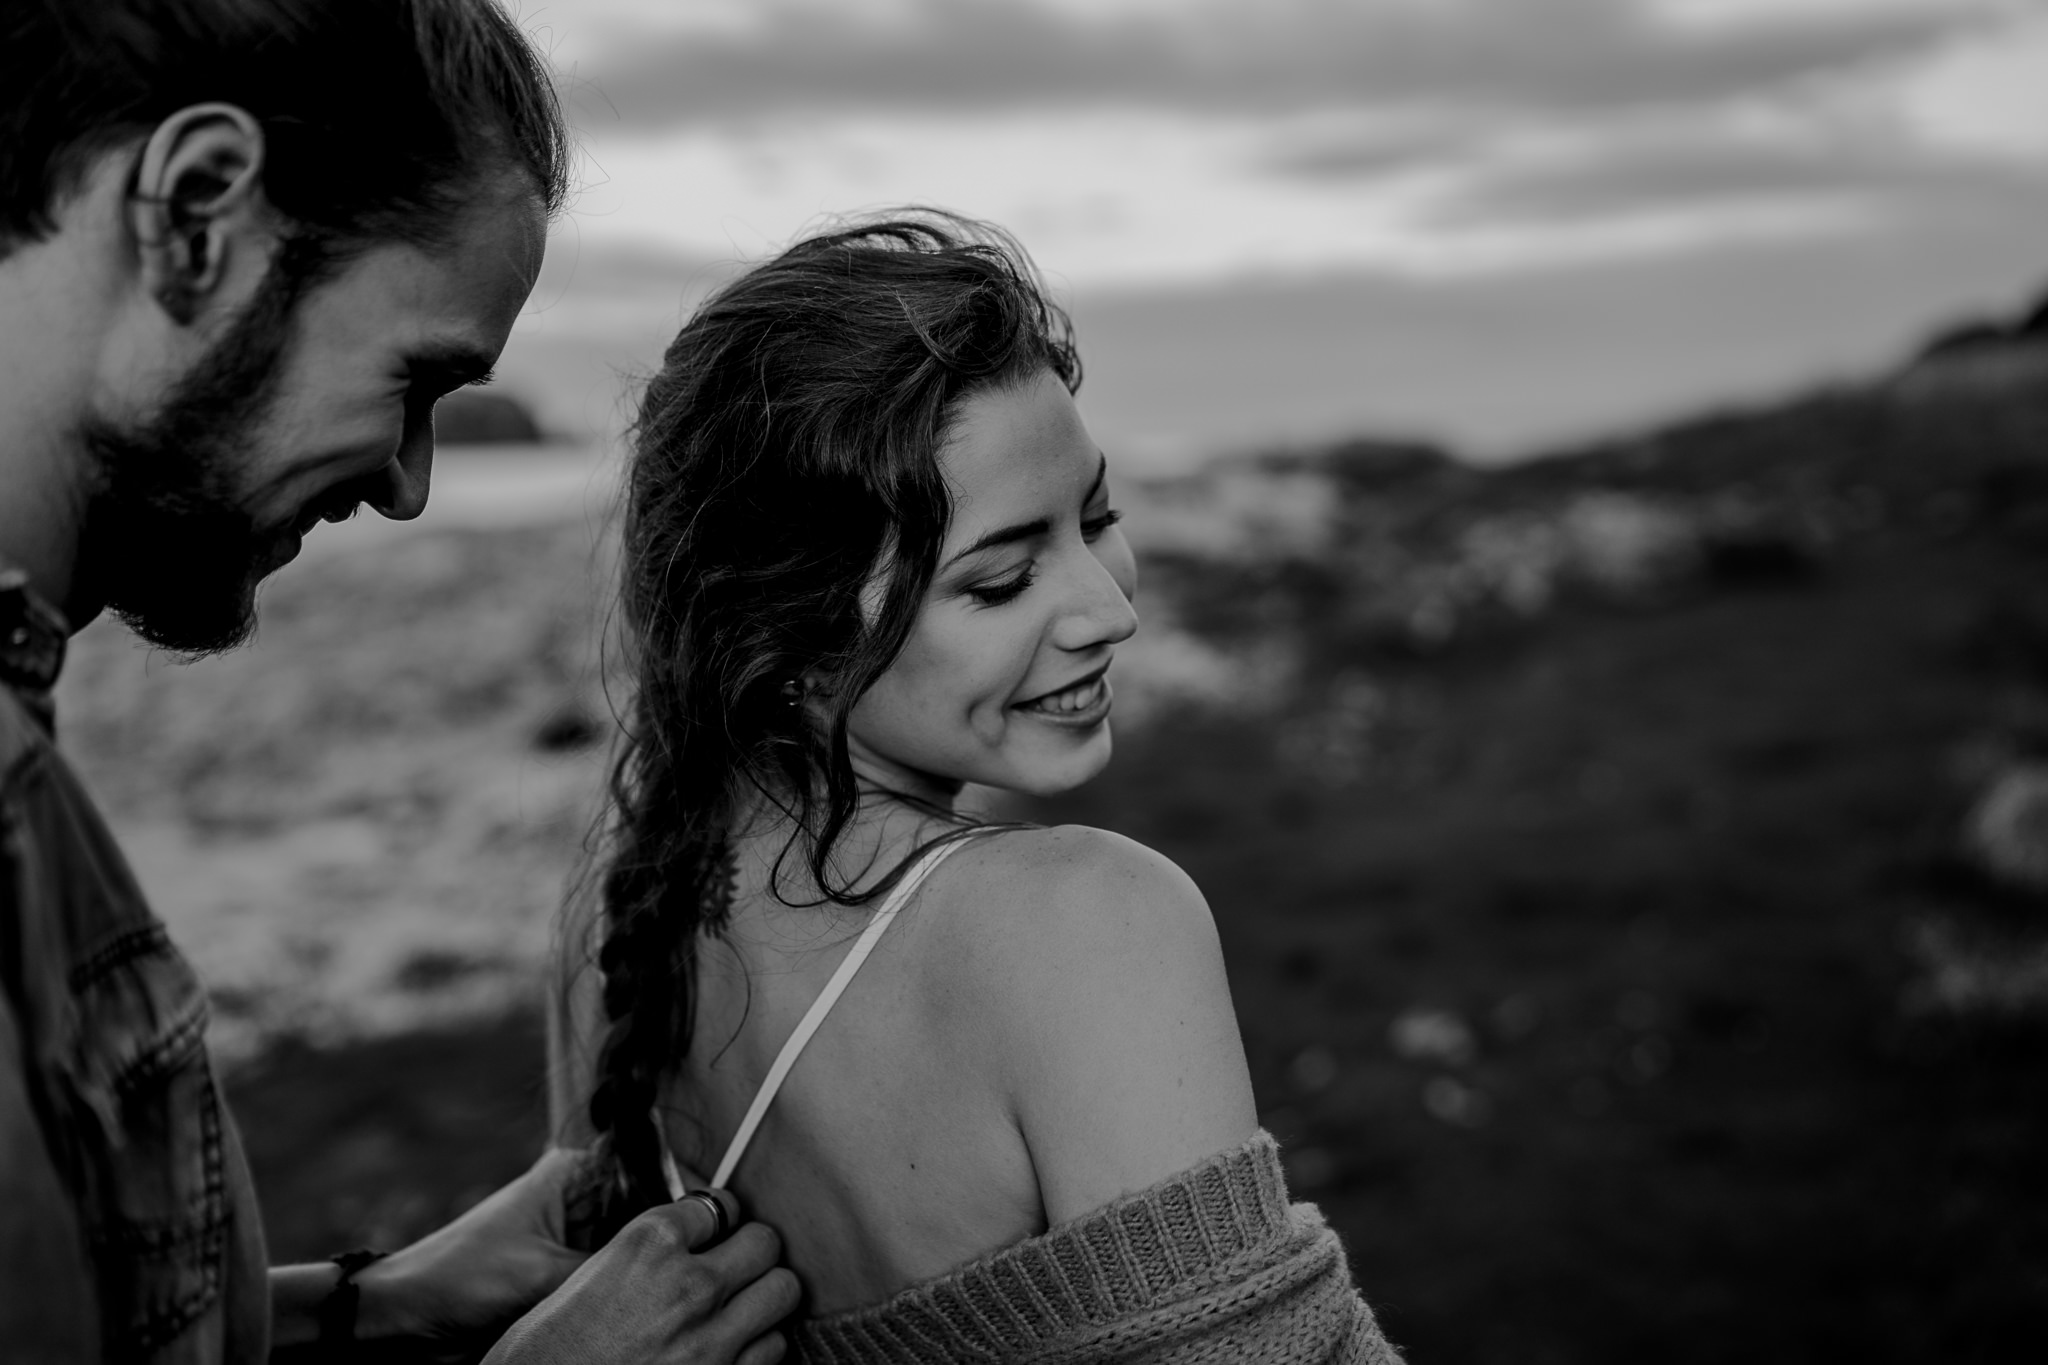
[4,1,2046,1361]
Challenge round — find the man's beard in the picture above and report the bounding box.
[77,262,303,656]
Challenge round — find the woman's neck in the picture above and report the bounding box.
[844,732,966,813]
[727,785,968,910]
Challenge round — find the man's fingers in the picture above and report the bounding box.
[699,1267,800,1363]
[734,1329,789,1365]
[724,1265,801,1332]
[692,1187,742,1237]
[695,1221,783,1285]
[639,1189,738,1254]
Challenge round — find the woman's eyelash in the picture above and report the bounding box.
[961,511,1118,605]
[966,567,1035,606]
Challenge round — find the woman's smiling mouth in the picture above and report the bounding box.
[1015,667,1114,725]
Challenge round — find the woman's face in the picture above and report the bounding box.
[844,369,1138,800]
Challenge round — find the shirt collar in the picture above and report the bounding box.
[0,566,70,727]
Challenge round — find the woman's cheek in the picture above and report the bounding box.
[953,631,1023,746]
[963,658,1014,746]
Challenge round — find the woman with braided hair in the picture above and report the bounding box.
[552,211,1401,1363]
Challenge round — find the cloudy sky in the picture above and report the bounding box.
[496,0,2048,465]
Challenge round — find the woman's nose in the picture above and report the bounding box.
[1056,548,1139,651]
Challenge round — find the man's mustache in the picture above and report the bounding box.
[294,477,384,536]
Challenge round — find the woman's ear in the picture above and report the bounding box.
[127,103,272,326]
[791,669,847,732]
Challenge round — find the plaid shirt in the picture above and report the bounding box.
[0,569,268,1363]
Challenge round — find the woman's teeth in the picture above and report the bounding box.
[1024,676,1107,714]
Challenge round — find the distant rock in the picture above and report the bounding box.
[1270,437,1461,492]
[435,390,545,445]
[1918,320,2019,361]
[1967,764,2048,894]
[1894,285,2048,400]
[2019,289,2048,338]
[1895,345,2048,402]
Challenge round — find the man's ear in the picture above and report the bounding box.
[128,104,270,326]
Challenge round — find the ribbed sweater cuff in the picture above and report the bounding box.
[800,1130,1297,1363]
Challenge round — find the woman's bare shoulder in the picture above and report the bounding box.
[923,826,1258,1223]
[950,823,1204,920]
[921,825,1215,984]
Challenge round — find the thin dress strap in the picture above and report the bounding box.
[659,834,981,1198]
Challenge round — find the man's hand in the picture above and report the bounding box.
[349,1147,593,1355]
[275,1147,798,1364]
[483,1197,800,1365]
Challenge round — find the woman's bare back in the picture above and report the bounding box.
[658,831,1045,1314]
[653,824,1258,1316]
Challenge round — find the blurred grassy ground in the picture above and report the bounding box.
[89,386,2048,1362]
[1024,532,2048,1362]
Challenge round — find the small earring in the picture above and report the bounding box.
[779,678,803,708]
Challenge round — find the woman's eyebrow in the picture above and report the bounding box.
[944,517,1052,567]
[943,455,1111,568]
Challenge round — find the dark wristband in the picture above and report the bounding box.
[316,1248,387,1356]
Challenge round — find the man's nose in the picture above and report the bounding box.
[367,415,435,521]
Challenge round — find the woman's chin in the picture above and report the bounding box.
[991,729,1116,800]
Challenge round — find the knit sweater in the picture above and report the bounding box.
[793,1132,1404,1364]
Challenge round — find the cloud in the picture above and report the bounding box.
[561,108,1884,290]
[1061,182,2048,461]
[1439,142,2032,233]
[521,0,2048,292]
[1897,11,2048,159]
[561,37,2048,293]
[563,0,1976,128]
[498,0,2048,456]
[497,158,2048,458]
[1646,0,2009,34]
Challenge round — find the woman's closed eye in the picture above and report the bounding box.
[965,565,1037,607]
[1081,508,1122,542]
[964,507,1120,605]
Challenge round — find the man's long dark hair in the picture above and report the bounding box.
[571,211,1081,1227]
[0,0,571,256]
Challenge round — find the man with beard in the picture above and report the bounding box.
[0,3,797,1362]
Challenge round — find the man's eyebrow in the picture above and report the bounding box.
[945,517,1052,567]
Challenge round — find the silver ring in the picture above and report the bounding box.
[678,1188,731,1244]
